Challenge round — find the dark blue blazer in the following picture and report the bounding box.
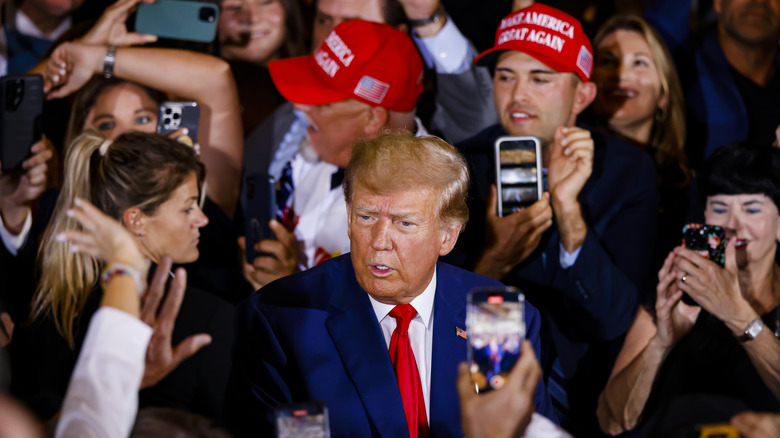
[224,255,553,437]
[449,124,658,434]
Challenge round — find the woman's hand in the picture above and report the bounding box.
[57,197,146,274]
[140,257,212,388]
[671,240,756,334]
[44,42,105,98]
[78,0,158,47]
[655,251,700,350]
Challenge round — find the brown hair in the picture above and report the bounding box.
[593,15,689,184]
[32,130,205,347]
[343,130,469,229]
[65,77,167,147]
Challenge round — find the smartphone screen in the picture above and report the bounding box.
[243,173,277,264]
[275,401,330,438]
[681,223,726,268]
[495,136,543,217]
[466,287,525,393]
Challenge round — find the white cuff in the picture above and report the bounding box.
[413,15,472,74]
[559,243,582,269]
[0,209,32,256]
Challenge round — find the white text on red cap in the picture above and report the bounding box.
[313,31,355,79]
[500,11,575,39]
[498,28,566,53]
[326,31,354,66]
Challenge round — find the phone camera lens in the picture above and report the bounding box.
[173,113,180,119]
[199,6,216,23]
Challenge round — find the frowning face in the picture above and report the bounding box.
[347,184,460,304]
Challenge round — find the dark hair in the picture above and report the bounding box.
[383,0,409,28]
[700,142,780,208]
[66,77,167,147]
[279,0,307,58]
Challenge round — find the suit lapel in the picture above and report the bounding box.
[429,264,467,437]
[324,261,410,437]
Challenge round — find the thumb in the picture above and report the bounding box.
[487,184,498,218]
[237,236,246,252]
[117,33,158,46]
[552,126,566,155]
[171,334,212,367]
[724,236,738,273]
[456,362,476,401]
[270,219,294,245]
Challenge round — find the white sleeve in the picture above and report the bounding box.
[412,15,473,74]
[521,413,573,437]
[55,307,152,438]
[559,243,583,270]
[0,210,31,256]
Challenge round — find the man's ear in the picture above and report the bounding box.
[571,80,597,117]
[438,223,462,256]
[122,207,145,236]
[364,106,389,136]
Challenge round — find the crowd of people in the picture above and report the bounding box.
[1,0,780,436]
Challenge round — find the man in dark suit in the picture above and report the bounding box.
[445,4,658,435]
[225,132,554,437]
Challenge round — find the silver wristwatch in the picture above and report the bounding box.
[103,46,117,79]
[737,317,765,342]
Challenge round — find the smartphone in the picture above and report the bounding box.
[157,102,200,145]
[682,223,726,268]
[1,75,43,172]
[495,136,543,217]
[466,287,525,393]
[243,173,277,264]
[135,0,219,43]
[275,401,330,438]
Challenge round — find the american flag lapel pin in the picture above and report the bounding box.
[455,327,467,340]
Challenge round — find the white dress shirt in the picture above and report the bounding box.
[0,210,31,256]
[369,269,436,420]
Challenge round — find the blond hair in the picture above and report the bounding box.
[32,131,204,347]
[593,15,689,184]
[343,130,470,229]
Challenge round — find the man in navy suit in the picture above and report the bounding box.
[445,4,658,435]
[225,132,554,437]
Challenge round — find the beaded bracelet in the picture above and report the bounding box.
[101,262,146,296]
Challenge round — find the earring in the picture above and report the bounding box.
[655,106,667,123]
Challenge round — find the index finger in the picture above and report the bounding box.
[156,267,187,327]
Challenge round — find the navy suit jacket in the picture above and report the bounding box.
[448,124,658,434]
[224,255,553,437]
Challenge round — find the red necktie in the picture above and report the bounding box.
[389,304,429,438]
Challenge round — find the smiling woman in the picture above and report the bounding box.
[591,15,691,284]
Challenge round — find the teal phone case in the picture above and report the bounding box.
[135,1,218,43]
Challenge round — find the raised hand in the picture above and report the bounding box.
[0,139,54,234]
[79,0,158,47]
[457,340,541,438]
[474,185,552,280]
[44,42,105,98]
[57,197,146,273]
[238,219,300,290]
[547,126,593,209]
[654,251,700,350]
[140,257,212,388]
[672,239,756,335]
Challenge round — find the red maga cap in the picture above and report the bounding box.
[475,3,593,81]
[269,20,423,112]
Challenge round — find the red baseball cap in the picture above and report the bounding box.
[269,20,423,112]
[475,4,593,82]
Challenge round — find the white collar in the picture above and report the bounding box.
[369,266,437,330]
